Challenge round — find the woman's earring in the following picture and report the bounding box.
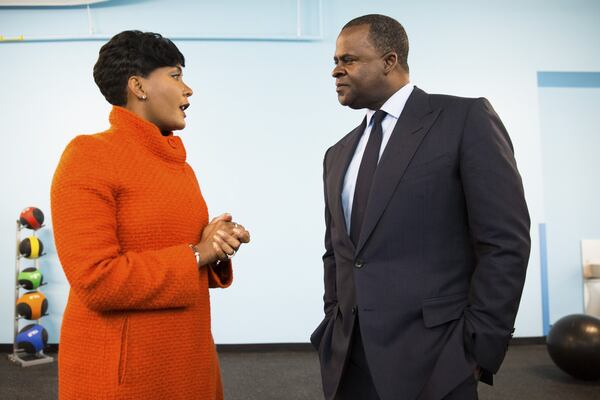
[139,95,147,100]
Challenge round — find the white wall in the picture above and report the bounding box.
[539,86,600,323]
[1,0,600,344]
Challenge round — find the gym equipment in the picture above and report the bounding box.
[16,324,48,354]
[581,240,600,318]
[546,314,600,380]
[18,267,44,290]
[19,236,44,259]
[9,210,53,367]
[19,207,44,230]
[16,291,48,320]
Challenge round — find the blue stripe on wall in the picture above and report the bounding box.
[539,223,551,335]
[537,72,600,88]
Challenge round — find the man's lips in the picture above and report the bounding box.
[336,84,348,93]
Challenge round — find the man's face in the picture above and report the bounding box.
[332,25,386,110]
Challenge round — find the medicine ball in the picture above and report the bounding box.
[19,236,44,259]
[18,267,44,290]
[16,324,48,354]
[16,291,48,320]
[19,207,44,230]
[547,314,600,380]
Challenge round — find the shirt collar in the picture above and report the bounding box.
[366,82,415,126]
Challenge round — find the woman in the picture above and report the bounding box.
[51,30,250,399]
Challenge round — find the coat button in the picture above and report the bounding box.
[354,260,365,268]
[352,306,358,315]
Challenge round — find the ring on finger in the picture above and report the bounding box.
[227,249,237,259]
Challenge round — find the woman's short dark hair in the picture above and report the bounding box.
[343,14,409,73]
[93,30,185,106]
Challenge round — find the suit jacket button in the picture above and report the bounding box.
[352,306,358,314]
[354,260,364,268]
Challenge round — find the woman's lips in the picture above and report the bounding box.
[179,104,189,117]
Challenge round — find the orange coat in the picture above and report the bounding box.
[51,106,232,400]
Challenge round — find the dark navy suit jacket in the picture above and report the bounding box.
[311,87,530,400]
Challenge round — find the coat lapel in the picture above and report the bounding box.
[355,87,441,254]
[328,118,366,249]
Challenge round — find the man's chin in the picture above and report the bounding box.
[337,94,353,107]
[337,94,364,110]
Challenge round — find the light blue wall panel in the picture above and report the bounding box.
[538,72,600,88]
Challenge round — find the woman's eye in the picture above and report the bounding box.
[171,74,181,79]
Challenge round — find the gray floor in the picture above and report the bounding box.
[1,345,599,399]
[476,345,600,400]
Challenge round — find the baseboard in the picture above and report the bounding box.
[509,336,546,345]
[1,337,545,353]
[0,343,59,353]
[0,343,314,353]
[216,343,314,352]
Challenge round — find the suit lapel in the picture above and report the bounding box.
[328,118,366,249]
[355,87,441,254]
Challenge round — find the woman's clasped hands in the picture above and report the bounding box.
[195,213,250,266]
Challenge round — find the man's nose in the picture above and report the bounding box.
[332,65,344,78]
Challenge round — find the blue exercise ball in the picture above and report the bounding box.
[16,324,48,354]
[546,314,600,380]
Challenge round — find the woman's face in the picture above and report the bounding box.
[139,65,193,132]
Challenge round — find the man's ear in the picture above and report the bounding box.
[382,51,399,75]
[127,76,147,100]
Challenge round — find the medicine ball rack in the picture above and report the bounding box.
[8,217,54,367]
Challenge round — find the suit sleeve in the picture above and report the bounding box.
[459,98,531,376]
[51,136,202,312]
[322,148,338,317]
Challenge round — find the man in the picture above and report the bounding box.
[310,14,530,400]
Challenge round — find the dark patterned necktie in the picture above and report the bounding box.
[350,110,387,245]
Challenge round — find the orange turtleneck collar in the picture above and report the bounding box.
[108,106,187,165]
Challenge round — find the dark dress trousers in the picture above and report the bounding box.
[311,87,530,400]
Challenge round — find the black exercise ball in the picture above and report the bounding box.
[546,314,600,380]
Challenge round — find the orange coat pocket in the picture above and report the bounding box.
[118,316,129,385]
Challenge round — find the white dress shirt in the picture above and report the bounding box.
[341,83,415,233]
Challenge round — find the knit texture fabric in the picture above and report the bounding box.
[51,106,232,400]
